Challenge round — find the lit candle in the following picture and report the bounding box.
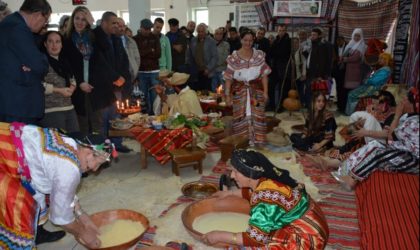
[126,99,129,108]
[116,100,120,110]
[137,100,140,107]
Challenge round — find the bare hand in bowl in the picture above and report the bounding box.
[76,214,101,248]
[202,231,241,246]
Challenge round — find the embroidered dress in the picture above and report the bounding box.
[337,114,419,180]
[224,49,271,146]
[290,111,337,152]
[240,179,328,249]
[0,123,81,249]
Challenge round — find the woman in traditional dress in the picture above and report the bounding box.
[39,31,79,132]
[203,150,329,248]
[345,53,393,115]
[341,28,367,113]
[290,91,337,153]
[328,90,396,161]
[0,122,116,249]
[332,87,419,190]
[224,30,271,147]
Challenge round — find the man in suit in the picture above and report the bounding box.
[0,0,51,124]
[333,36,347,112]
[305,28,333,108]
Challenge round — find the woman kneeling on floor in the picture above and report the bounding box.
[203,150,329,249]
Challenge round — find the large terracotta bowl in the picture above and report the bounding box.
[87,209,149,250]
[182,196,250,247]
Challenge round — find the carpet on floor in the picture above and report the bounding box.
[299,157,360,250]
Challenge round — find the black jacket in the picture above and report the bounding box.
[308,39,333,79]
[62,31,116,115]
[270,33,291,66]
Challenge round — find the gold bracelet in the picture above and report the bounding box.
[232,233,237,244]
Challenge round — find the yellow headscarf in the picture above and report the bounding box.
[379,53,393,68]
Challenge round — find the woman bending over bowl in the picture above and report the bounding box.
[0,123,116,249]
[202,150,328,249]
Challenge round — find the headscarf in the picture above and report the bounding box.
[67,132,118,162]
[378,52,393,68]
[344,28,367,56]
[230,149,298,188]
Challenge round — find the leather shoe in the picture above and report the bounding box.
[35,225,66,245]
[116,145,131,153]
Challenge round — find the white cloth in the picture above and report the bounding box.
[349,111,384,144]
[344,28,367,56]
[22,126,81,225]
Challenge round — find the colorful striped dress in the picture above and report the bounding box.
[338,113,419,181]
[224,49,271,146]
[240,179,329,249]
[0,122,81,249]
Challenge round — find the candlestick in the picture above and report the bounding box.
[126,99,129,108]
[116,101,120,110]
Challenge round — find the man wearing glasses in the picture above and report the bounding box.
[0,0,52,124]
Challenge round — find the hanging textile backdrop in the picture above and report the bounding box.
[337,0,398,40]
[273,0,340,25]
[392,0,412,84]
[401,0,419,87]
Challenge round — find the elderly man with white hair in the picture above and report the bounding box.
[186,23,218,91]
[0,1,11,22]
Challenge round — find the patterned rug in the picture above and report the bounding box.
[137,155,360,249]
[299,157,360,250]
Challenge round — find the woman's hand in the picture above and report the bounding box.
[76,231,101,249]
[263,92,269,104]
[80,82,94,93]
[54,86,75,97]
[352,128,367,139]
[202,231,227,245]
[310,143,322,152]
[76,213,100,248]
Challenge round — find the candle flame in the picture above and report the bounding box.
[216,84,223,95]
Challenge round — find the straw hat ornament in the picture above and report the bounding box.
[169,73,190,86]
[266,126,291,147]
[158,69,173,79]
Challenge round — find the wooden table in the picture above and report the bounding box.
[199,101,233,116]
[109,125,222,170]
[108,127,150,169]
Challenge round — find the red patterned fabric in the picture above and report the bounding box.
[338,0,398,40]
[131,127,192,164]
[356,171,419,250]
[0,122,37,249]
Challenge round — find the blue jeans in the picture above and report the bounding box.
[102,103,123,148]
[138,72,159,115]
[210,72,225,92]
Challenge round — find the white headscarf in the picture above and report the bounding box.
[344,28,367,55]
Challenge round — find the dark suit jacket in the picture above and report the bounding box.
[166,30,188,72]
[308,39,333,79]
[0,12,49,119]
